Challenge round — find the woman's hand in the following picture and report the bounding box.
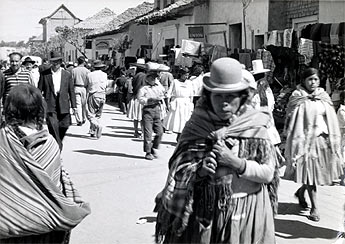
[212,141,245,173]
[197,151,217,177]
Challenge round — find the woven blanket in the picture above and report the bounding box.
[156,98,277,239]
[0,127,90,239]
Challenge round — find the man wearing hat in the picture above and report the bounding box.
[72,56,90,126]
[1,52,33,106]
[85,60,107,139]
[38,51,77,150]
[137,62,166,160]
[23,57,40,87]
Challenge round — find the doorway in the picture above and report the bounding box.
[229,23,242,52]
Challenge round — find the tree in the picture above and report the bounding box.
[55,26,89,57]
[109,34,133,67]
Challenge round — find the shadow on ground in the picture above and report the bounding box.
[278,202,304,215]
[275,218,339,240]
[66,133,93,139]
[106,125,134,131]
[101,132,134,139]
[74,149,145,159]
[139,216,157,223]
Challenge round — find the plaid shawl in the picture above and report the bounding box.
[284,85,342,170]
[156,98,277,241]
[0,126,90,239]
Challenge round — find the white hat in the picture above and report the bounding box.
[130,58,146,69]
[242,69,257,90]
[251,59,270,75]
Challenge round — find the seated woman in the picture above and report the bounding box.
[0,84,90,243]
[155,58,279,244]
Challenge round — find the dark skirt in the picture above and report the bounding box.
[161,185,275,244]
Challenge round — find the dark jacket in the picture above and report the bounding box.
[38,68,76,114]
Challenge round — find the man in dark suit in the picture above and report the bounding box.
[38,52,76,150]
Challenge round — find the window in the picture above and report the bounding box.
[85,40,92,49]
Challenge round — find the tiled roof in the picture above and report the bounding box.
[136,0,204,24]
[88,2,154,37]
[74,8,116,30]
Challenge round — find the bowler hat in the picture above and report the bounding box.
[22,57,35,65]
[251,59,270,75]
[203,58,249,93]
[93,60,105,68]
[49,51,63,61]
[242,69,257,90]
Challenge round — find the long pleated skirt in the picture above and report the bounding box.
[127,98,142,121]
[162,185,275,244]
[294,134,344,185]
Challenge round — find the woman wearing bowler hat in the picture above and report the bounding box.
[155,58,278,243]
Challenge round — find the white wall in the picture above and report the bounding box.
[127,24,151,57]
[46,9,79,41]
[151,5,208,60]
[207,0,269,50]
[319,0,345,23]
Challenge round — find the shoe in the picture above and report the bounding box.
[308,209,320,222]
[294,188,308,209]
[134,132,142,138]
[96,125,103,139]
[151,148,158,159]
[145,153,154,160]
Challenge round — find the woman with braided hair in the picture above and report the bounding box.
[0,84,90,243]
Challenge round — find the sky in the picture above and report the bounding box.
[0,0,154,42]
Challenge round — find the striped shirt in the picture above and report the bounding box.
[3,67,33,103]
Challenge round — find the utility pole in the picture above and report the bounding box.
[242,0,253,50]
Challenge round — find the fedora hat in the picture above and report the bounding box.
[22,57,36,65]
[49,51,63,61]
[130,58,146,69]
[203,58,249,93]
[93,60,105,68]
[251,59,270,75]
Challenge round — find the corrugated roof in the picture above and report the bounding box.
[136,0,204,24]
[88,2,154,37]
[73,8,116,30]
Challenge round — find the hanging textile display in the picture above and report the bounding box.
[318,42,345,91]
[298,38,314,65]
[283,29,294,48]
[256,48,276,84]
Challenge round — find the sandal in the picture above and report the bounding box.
[294,188,308,209]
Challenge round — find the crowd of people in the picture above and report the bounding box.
[0,50,344,243]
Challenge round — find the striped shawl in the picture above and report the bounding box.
[0,126,90,239]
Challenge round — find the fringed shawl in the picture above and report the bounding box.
[156,98,278,242]
[284,85,342,168]
[0,127,90,239]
